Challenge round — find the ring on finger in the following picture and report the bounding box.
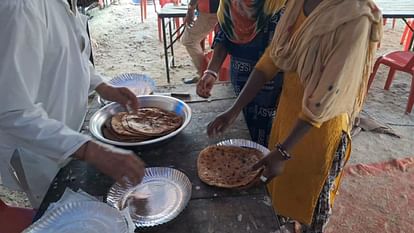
[260,175,268,183]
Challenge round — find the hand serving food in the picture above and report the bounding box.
[74,141,145,187]
[96,83,139,111]
[207,108,240,138]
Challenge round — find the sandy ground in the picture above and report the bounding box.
[1,0,413,211]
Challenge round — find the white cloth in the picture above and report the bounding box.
[0,0,105,207]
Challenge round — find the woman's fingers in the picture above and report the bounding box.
[252,157,266,171]
[196,79,209,98]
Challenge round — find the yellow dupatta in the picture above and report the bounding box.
[269,0,383,128]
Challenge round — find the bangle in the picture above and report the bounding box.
[276,143,291,160]
[203,69,218,80]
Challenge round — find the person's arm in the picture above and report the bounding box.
[206,41,228,72]
[206,47,280,135]
[185,0,198,26]
[196,29,229,98]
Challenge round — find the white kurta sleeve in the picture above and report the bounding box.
[0,1,90,165]
[89,61,106,91]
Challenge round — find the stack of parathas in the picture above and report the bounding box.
[197,146,263,188]
[102,107,183,142]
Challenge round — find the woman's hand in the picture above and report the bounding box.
[196,73,216,98]
[95,83,139,111]
[207,108,240,137]
[252,149,287,183]
[75,141,145,187]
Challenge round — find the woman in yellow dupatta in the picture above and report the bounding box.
[207,0,382,231]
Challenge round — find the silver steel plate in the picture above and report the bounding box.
[107,167,192,228]
[23,201,130,233]
[89,95,192,146]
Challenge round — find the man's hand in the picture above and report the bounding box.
[75,141,145,187]
[95,83,139,111]
[196,73,216,98]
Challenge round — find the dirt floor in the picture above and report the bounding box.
[1,0,413,214]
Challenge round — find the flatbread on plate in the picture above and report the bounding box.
[197,145,263,188]
[124,108,183,136]
[101,107,183,143]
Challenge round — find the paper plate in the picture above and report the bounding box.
[107,167,192,228]
[216,138,270,155]
[23,201,131,233]
[98,73,156,105]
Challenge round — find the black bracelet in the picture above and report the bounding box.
[276,143,291,160]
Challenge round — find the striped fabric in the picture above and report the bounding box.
[217,0,286,44]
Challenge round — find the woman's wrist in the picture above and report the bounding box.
[275,143,291,160]
[203,69,218,80]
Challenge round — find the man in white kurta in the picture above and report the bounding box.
[0,0,145,208]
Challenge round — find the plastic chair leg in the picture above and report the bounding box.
[144,0,147,19]
[384,68,396,90]
[208,31,214,47]
[140,0,144,22]
[400,25,409,45]
[158,18,162,42]
[368,59,382,90]
[175,18,181,37]
[406,74,414,113]
[404,29,413,51]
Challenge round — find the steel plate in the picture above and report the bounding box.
[98,73,156,105]
[23,201,131,233]
[216,139,270,155]
[89,95,192,146]
[107,167,192,228]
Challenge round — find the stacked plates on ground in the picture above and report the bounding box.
[107,167,192,229]
[98,73,156,105]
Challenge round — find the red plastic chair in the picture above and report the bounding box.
[400,20,414,51]
[0,199,35,233]
[368,51,414,113]
[200,29,216,51]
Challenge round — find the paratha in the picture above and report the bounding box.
[124,108,183,136]
[101,107,183,143]
[197,145,263,188]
